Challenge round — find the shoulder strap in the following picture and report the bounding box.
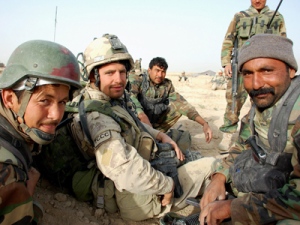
[249,77,300,153]
[240,11,250,17]
[268,76,300,152]
[0,116,30,174]
[78,99,128,147]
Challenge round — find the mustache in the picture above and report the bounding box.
[249,88,275,98]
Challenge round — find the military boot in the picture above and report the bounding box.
[218,132,233,154]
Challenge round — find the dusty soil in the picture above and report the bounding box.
[34,74,251,225]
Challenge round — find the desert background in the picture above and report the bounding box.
[34,72,251,225]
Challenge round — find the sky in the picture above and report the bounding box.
[1,0,300,73]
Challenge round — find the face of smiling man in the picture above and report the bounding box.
[3,84,69,135]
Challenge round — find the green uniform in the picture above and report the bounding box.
[0,104,34,225]
[220,5,286,133]
[215,77,300,224]
[128,73,200,132]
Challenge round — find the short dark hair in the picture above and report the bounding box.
[149,57,168,70]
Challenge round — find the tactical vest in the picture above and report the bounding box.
[236,10,282,48]
[76,93,157,161]
[230,76,300,194]
[35,91,157,213]
[138,73,170,124]
[0,115,31,183]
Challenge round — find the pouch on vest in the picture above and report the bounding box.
[255,14,270,34]
[72,166,97,201]
[230,149,290,194]
[237,17,252,39]
[137,131,157,161]
[91,170,118,213]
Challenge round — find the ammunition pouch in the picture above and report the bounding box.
[230,149,292,193]
[237,17,252,39]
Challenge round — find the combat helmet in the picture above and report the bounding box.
[0,40,82,145]
[80,34,134,86]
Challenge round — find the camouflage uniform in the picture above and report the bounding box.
[215,77,300,224]
[69,84,216,221]
[220,5,286,133]
[211,70,227,90]
[128,73,201,132]
[0,40,81,224]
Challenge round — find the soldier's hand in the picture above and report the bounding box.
[200,173,226,210]
[224,65,232,77]
[161,181,174,206]
[157,132,185,161]
[203,123,213,143]
[199,200,232,225]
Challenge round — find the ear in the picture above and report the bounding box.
[147,68,151,74]
[289,68,296,79]
[1,89,16,109]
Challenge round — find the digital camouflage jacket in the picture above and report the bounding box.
[128,73,200,122]
[221,5,286,67]
[216,77,300,224]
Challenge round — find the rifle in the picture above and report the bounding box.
[231,37,238,113]
[265,0,283,34]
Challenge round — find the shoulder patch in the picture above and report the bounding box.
[94,130,111,147]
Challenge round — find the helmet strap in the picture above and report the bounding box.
[94,67,100,90]
[16,77,55,145]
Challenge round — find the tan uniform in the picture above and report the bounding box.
[70,83,216,221]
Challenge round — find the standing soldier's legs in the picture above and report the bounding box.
[153,104,182,133]
[218,74,248,151]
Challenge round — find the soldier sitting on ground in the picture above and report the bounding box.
[178,71,188,82]
[211,69,227,90]
[36,34,218,222]
[200,34,300,225]
[127,57,212,144]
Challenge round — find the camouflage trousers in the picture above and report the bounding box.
[152,104,182,133]
[219,73,249,133]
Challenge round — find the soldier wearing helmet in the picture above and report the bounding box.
[0,40,81,224]
[63,34,216,221]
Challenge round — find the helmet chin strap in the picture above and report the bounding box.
[16,78,55,145]
[94,67,100,90]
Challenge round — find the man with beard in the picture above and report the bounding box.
[199,34,300,224]
[61,34,216,221]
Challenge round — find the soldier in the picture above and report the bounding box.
[127,57,212,143]
[211,69,227,91]
[0,40,81,224]
[218,0,286,153]
[178,71,188,82]
[200,34,300,224]
[65,34,216,221]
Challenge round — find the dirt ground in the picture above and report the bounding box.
[34,73,251,225]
